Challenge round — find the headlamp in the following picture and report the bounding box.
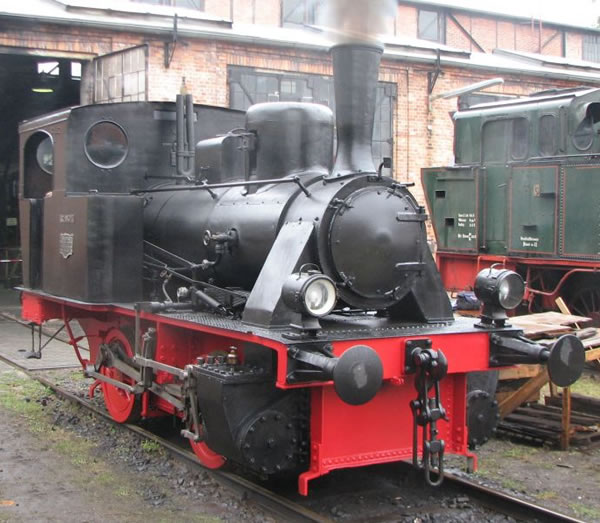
[283,272,337,318]
[474,267,525,327]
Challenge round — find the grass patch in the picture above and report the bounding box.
[537,490,558,501]
[501,442,537,460]
[571,502,600,520]
[570,375,600,398]
[0,371,139,505]
[141,439,163,455]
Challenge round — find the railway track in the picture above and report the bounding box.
[0,315,586,523]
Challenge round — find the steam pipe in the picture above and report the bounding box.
[175,93,195,177]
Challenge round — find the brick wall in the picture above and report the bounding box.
[203,0,593,64]
[0,17,592,210]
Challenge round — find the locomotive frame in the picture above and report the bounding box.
[16,42,584,495]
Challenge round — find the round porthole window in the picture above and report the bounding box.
[36,135,54,175]
[85,121,128,169]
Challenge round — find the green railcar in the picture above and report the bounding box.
[422,87,600,318]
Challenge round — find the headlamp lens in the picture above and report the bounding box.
[303,277,337,317]
[497,272,524,310]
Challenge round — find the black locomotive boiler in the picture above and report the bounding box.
[17,42,585,495]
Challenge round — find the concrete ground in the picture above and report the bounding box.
[0,288,84,371]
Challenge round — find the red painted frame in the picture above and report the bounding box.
[21,290,490,495]
[436,251,600,312]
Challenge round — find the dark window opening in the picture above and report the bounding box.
[24,132,54,199]
[539,114,557,156]
[511,118,529,160]
[282,0,322,28]
[228,66,395,169]
[418,9,445,43]
[36,136,54,175]
[573,103,600,151]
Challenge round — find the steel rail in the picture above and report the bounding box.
[443,472,584,523]
[0,354,329,523]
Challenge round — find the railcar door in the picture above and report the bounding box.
[421,166,479,253]
[508,165,558,257]
[561,163,600,259]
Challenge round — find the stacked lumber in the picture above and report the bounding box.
[494,311,600,449]
[546,392,600,418]
[498,403,600,447]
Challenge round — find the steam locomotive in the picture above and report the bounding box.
[18,42,585,495]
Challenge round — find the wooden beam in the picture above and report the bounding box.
[447,13,486,53]
[585,347,600,362]
[560,387,571,451]
[499,369,549,418]
[541,30,560,51]
[498,364,541,380]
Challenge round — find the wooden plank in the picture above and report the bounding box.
[498,364,542,380]
[499,369,549,418]
[513,311,590,325]
[561,387,571,451]
[509,311,590,337]
[583,337,600,348]
[529,403,600,424]
[545,393,600,417]
[555,297,580,328]
[585,347,600,361]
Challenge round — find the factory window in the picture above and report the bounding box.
[130,0,205,9]
[281,0,322,28]
[228,66,396,169]
[37,62,59,76]
[418,9,445,43]
[93,45,148,103]
[583,34,600,63]
[539,115,557,156]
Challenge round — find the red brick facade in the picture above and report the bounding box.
[1,1,598,209]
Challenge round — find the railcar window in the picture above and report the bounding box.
[539,115,557,157]
[482,120,506,162]
[85,121,128,169]
[573,103,600,151]
[511,118,529,160]
[36,136,54,175]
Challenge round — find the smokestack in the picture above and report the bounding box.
[319,0,394,178]
[330,43,383,178]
